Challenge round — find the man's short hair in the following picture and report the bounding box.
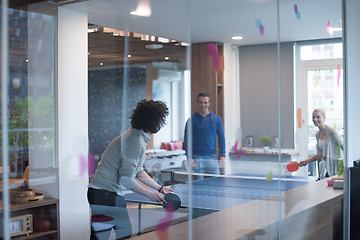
[197,93,210,101]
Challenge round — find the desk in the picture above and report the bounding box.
[124,173,316,234]
[227,148,300,175]
[130,176,343,239]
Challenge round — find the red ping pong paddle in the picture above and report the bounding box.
[287,161,299,172]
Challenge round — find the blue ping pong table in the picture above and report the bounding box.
[124,173,316,233]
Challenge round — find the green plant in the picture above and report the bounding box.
[7,94,55,149]
[261,136,270,146]
[337,159,344,176]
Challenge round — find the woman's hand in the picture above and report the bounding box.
[160,186,174,195]
[146,191,165,203]
[298,160,308,167]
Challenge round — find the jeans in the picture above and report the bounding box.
[193,154,220,180]
[87,188,132,239]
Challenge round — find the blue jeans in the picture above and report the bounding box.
[87,188,132,239]
[193,154,220,180]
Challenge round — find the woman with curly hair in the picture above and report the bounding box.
[88,99,173,239]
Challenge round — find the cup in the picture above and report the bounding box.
[272,136,279,148]
[246,136,254,148]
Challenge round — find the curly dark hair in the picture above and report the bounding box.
[130,99,169,134]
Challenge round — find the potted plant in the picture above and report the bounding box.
[261,136,271,153]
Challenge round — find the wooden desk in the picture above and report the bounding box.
[131,179,343,239]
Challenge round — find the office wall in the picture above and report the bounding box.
[88,67,146,157]
[58,7,90,240]
[239,43,294,148]
[223,44,241,154]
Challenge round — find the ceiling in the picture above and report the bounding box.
[7,0,342,68]
[67,0,342,68]
[67,0,342,46]
[87,29,187,68]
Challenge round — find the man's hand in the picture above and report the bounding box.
[220,156,226,166]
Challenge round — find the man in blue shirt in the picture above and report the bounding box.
[184,93,226,178]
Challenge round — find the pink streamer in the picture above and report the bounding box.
[79,155,86,177]
[326,20,331,33]
[236,147,243,159]
[232,140,238,152]
[259,25,264,36]
[156,202,174,232]
[207,43,220,71]
[88,153,96,176]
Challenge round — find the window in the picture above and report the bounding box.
[295,42,343,175]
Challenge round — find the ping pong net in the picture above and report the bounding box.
[161,169,310,184]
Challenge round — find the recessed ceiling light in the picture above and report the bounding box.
[145,44,163,49]
[232,36,243,40]
[130,0,151,17]
[164,56,169,60]
[332,27,342,32]
[128,54,132,58]
[100,62,103,66]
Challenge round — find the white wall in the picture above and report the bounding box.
[152,70,183,149]
[223,44,241,157]
[58,7,90,240]
[239,43,294,148]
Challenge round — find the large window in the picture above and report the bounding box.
[295,42,343,174]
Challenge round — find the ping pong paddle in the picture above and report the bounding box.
[287,161,299,172]
[162,193,181,211]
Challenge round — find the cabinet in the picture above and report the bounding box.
[191,42,225,162]
[0,198,59,239]
[191,42,224,121]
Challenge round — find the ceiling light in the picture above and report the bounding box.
[100,62,103,66]
[145,44,163,49]
[165,56,169,60]
[232,36,243,40]
[130,0,152,17]
[128,54,132,58]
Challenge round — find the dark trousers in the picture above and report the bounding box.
[87,188,132,239]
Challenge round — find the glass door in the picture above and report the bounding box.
[295,43,343,176]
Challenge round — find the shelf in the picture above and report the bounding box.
[0,198,58,213]
[0,198,59,239]
[12,230,58,240]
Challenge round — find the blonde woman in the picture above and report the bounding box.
[299,108,343,178]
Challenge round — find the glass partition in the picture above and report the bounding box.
[1,0,345,239]
[1,2,58,239]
